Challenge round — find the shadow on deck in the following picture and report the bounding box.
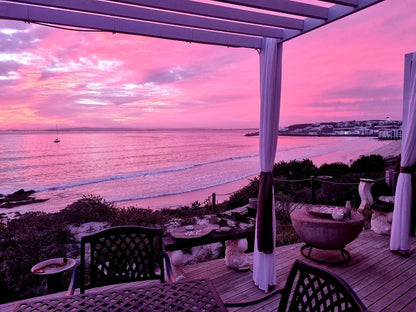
[1,230,415,311]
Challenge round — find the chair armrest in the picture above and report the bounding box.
[224,287,283,307]
[163,251,175,282]
[66,262,79,296]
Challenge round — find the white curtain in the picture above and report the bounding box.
[390,52,416,252]
[253,38,282,292]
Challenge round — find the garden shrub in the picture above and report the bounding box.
[317,162,350,177]
[60,194,117,225]
[0,212,72,302]
[351,154,385,174]
[227,177,260,209]
[273,159,317,180]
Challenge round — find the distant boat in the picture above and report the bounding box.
[54,125,60,143]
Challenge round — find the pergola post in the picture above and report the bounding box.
[390,52,416,253]
[253,37,282,291]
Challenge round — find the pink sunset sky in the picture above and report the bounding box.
[0,0,415,130]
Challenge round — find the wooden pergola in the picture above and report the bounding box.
[0,0,385,292]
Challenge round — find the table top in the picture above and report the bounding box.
[13,279,227,312]
[170,224,212,239]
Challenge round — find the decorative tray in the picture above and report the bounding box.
[31,257,76,275]
[170,224,212,239]
[306,206,341,218]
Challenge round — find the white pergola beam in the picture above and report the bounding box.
[0,1,263,48]
[5,0,284,39]
[320,0,359,6]
[110,0,304,30]
[213,0,329,19]
[284,0,384,41]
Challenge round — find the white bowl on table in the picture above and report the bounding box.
[332,211,345,221]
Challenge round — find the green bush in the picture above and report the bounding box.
[317,162,350,177]
[60,194,116,225]
[226,177,260,209]
[273,159,317,180]
[351,154,385,174]
[0,212,72,302]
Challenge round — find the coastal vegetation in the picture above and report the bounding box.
[0,154,399,303]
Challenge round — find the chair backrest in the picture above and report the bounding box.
[80,226,164,293]
[279,260,367,312]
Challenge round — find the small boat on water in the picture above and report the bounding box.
[54,125,60,143]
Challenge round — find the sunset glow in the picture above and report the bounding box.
[0,0,415,130]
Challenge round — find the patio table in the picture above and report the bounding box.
[12,279,227,312]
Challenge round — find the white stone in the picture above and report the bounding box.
[225,239,249,271]
[371,211,393,235]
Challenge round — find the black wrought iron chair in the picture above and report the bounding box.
[225,259,367,311]
[70,226,173,294]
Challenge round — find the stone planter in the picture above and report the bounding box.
[358,178,375,230]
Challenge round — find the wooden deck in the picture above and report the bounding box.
[2,230,415,311]
[185,230,416,311]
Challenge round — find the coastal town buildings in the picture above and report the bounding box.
[277,118,402,140]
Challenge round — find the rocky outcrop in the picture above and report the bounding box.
[0,189,49,209]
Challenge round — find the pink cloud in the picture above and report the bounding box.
[0,0,414,130]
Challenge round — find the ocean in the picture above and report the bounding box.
[0,129,395,217]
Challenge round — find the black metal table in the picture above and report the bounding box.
[13,279,227,312]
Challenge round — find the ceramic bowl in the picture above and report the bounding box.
[332,211,344,221]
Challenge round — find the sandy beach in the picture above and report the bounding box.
[366,140,401,159]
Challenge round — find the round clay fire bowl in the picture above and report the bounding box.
[291,207,364,249]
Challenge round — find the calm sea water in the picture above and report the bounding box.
[0,129,393,216]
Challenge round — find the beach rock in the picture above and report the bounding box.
[0,189,49,209]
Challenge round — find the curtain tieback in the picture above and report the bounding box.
[257,171,274,254]
[400,166,414,174]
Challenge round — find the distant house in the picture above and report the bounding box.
[378,128,402,140]
[359,128,375,136]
